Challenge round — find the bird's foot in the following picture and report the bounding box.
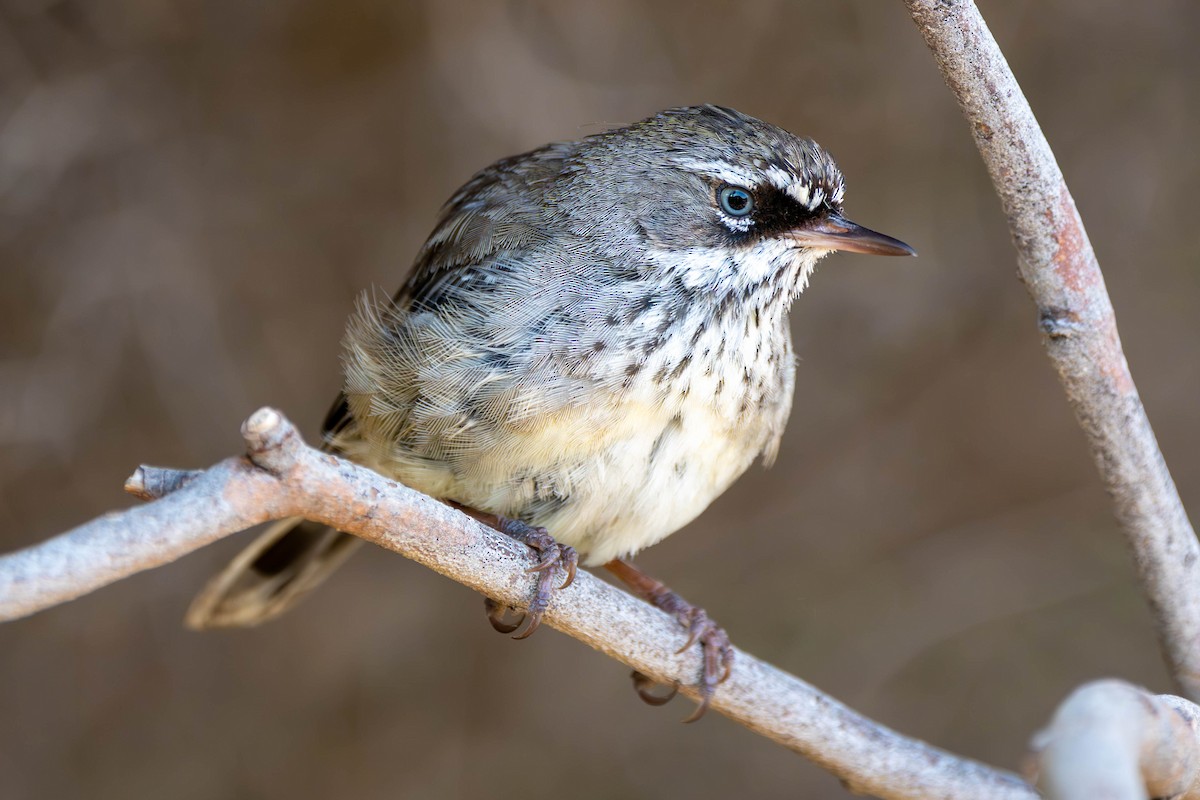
[484,517,577,639]
[605,559,734,722]
[637,591,734,722]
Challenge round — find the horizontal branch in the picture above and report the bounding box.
[904,0,1200,699]
[0,407,1034,800]
[1031,680,1200,799]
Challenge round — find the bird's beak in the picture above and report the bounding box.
[788,213,916,257]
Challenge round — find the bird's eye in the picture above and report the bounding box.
[717,185,754,217]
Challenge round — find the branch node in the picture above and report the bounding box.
[124,466,204,500]
[1038,306,1084,339]
[240,407,302,474]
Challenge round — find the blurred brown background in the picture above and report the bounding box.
[1,1,1197,797]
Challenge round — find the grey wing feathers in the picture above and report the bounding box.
[338,137,610,471]
[400,140,577,307]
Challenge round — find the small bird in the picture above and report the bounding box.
[188,105,913,719]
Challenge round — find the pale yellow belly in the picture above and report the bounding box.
[347,391,768,566]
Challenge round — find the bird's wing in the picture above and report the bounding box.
[398,139,579,309]
[320,139,581,448]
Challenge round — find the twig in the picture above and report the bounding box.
[903,0,1200,699]
[1029,680,1200,799]
[0,408,1034,800]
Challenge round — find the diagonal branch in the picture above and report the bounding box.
[903,0,1200,699]
[0,407,1034,800]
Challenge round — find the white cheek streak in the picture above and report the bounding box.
[648,239,820,299]
[794,253,823,294]
[738,239,800,285]
[646,246,733,291]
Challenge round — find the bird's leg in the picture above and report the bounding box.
[449,503,578,639]
[604,558,733,722]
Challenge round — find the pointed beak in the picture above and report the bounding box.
[787,213,916,257]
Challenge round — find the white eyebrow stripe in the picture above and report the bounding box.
[767,165,820,210]
[787,183,812,208]
[676,158,758,187]
[678,157,843,211]
[765,166,793,191]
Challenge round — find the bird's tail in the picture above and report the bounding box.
[185,518,363,629]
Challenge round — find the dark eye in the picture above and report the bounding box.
[717,185,754,217]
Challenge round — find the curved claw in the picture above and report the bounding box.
[511,613,542,640]
[675,609,705,655]
[526,552,558,574]
[676,623,700,652]
[559,546,578,589]
[631,671,678,706]
[484,598,525,634]
[492,619,524,634]
[681,694,713,724]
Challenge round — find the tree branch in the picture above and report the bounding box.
[903,0,1200,699]
[0,408,1034,800]
[1030,680,1200,799]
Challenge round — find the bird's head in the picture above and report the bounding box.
[563,105,914,303]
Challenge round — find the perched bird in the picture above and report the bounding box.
[188,105,914,719]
